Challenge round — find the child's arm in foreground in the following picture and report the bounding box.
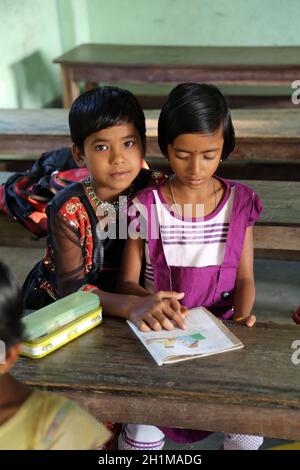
[233,226,256,327]
[118,237,187,331]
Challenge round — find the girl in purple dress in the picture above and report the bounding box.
[118,83,264,450]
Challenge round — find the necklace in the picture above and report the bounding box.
[169,176,217,217]
[84,177,134,222]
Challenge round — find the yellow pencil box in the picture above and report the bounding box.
[20,307,102,359]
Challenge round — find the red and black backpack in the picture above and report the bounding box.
[0,147,148,237]
[0,148,90,236]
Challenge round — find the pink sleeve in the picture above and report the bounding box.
[247,192,263,226]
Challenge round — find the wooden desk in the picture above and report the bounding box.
[53,44,300,107]
[1,108,300,160]
[12,317,300,440]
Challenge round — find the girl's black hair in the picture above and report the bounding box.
[0,261,24,349]
[158,83,235,160]
[69,86,146,153]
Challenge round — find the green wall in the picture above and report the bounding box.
[87,0,300,46]
[0,0,61,108]
[1,0,300,108]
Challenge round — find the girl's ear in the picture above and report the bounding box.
[0,344,20,374]
[72,143,86,168]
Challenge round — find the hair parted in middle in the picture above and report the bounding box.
[158,83,235,161]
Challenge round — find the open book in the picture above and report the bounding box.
[127,307,244,365]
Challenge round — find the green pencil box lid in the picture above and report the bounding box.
[22,291,100,341]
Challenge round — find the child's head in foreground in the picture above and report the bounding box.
[0,261,23,374]
[158,83,235,175]
[69,86,147,193]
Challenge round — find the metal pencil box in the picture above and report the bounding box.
[20,307,102,359]
[22,291,100,341]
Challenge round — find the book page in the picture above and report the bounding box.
[127,307,243,365]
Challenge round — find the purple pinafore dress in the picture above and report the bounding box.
[131,176,263,443]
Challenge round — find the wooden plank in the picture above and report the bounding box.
[247,180,300,227]
[1,108,300,159]
[58,81,294,110]
[54,45,300,67]
[254,226,300,251]
[0,109,70,155]
[54,45,300,105]
[12,318,300,440]
[254,249,300,261]
[0,215,46,248]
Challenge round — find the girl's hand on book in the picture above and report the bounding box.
[233,312,256,327]
[168,298,189,318]
[129,291,187,332]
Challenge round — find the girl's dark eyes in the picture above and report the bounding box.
[95,144,108,151]
[124,140,135,148]
[95,141,135,151]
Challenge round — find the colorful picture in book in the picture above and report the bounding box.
[145,333,206,349]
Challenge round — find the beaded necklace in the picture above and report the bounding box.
[84,176,134,223]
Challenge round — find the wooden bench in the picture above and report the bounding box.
[12,317,300,440]
[55,82,294,110]
[1,108,300,162]
[1,171,299,259]
[53,44,300,107]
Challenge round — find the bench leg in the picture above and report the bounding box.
[61,65,80,108]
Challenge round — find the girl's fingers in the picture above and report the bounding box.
[161,302,187,330]
[245,314,256,327]
[135,314,163,332]
[134,297,188,332]
[233,313,256,328]
[144,314,163,331]
[156,291,185,301]
[136,319,151,332]
[169,298,181,313]
[171,312,187,329]
[180,306,189,316]
[153,311,175,331]
[166,299,189,320]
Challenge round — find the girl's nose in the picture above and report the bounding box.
[110,149,125,165]
[189,156,201,175]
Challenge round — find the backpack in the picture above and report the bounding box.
[0,148,90,236]
[0,148,148,237]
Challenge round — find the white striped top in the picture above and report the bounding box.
[144,186,234,292]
